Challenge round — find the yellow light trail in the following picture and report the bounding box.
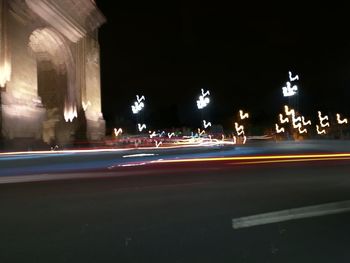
[154,153,350,164]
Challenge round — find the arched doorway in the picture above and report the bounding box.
[28,27,79,146]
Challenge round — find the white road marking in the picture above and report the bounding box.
[232,200,350,229]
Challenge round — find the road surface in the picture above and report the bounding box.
[1,140,350,262]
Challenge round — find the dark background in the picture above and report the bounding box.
[96,1,350,133]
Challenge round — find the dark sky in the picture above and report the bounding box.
[96,1,350,131]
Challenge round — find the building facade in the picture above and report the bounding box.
[0,0,105,147]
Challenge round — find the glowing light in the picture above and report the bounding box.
[196,96,210,109]
[298,127,307,134]
[242,136,247,144]
[275,124,285,133]
[155,140,162,148]
[316,125,326,135]
[149,131,157,138]
[131,95,145,114]
[239,110,249,120]
[336,113,348,124]
[203,120,212,128]
[284,105,295,116]
[114,128,123,137]
[279,114,289,124]
[82,101,91,111]
[136,95,145,103]
[138,123,147,132]
[168,132,175,138]
[235,122,245,136]
[196,89,210,109]
[301,116,311,126]
[318,111,329,128]
[292,114,302,129]
[64,104,77,122]
[288,71,299,82]
[282,81,298,97]
[198,128,206,136]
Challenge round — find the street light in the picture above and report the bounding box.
[196,89,210,109]
[131,94,145,114]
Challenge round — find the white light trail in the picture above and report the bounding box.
[138,123,147,132]
[233,136,237,144]
[242,136,247,144]
[282,81,298,97]
[302,116,311,126]
[298,127,307,134]
[136,95,145,103]
[284,105,295,116]
[114,128,123,137]
[168,132,175,138]
[316,125,326,135]
[196,96,210,109]
[155,140,162,148]
[279,113,289,124]
[288,71,299,82]
[149,131,157,138]
[318,111,329,127]
[275,124,285,133]
[198,128,205,136]
[201,89,210,97]
[239,110,249,120]
[235,122,245,136]
[203,120,212,128]
[336,113,348,124]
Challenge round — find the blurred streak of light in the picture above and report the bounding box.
[122,153,157,158]
[203,120,212,128]
[318,111,330,128]
[337,114,348,124]
[64,104,77,122]
[235,157,350,166]
[289,71,299,81]
[197,128,205,136]
[114,128,123,137]
[138,123,147,132]
[316,125,326,135]
[275,124,285,133]
[168,132,175,138]
[154,153,350,164]
[118,162,147,167]
[242,135,247,144]
[279,114,289,124]
[292,113,302,129]
[201,89,210,97]
[149,131,157,138]
[136,95,145,103]
[302,116,311,126]
[235,122,245,136]
[239,110,249,120]
[298,127,307,134]
[155,141,162,148]
[282,82,298,97]
[284,105,295,116]
[82,101,91,111]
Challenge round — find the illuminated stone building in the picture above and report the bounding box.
[0,0,105,146]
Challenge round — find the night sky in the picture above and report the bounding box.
[96,1,350,132]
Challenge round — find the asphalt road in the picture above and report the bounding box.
[1,154,350,262]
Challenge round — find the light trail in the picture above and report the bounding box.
[279,114,289,124]
[337,113,348,124]
[233,156,350,166]
[239,110,249,120]
[153,153,350,164]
